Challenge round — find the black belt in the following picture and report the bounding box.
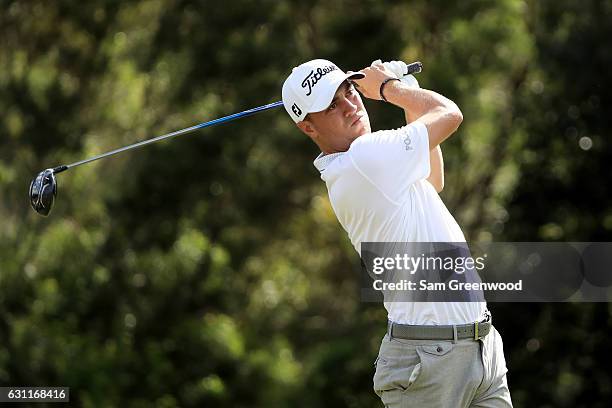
[388,313,491,341]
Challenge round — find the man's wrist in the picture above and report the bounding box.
[380,78,401,102]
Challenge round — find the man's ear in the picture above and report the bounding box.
[297,119,318,141]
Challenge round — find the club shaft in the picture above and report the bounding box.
[53,61,422,174]
[57,101,284,172]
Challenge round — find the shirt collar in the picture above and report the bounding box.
[313,152,344,173]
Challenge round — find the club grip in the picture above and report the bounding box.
[405,61,423,76]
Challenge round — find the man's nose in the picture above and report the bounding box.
[341,98,358,116]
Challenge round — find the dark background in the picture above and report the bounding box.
[1,0,611,406]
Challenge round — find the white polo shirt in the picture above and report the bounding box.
[314,121,486,325]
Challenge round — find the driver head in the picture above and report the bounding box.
[29,169,57,216]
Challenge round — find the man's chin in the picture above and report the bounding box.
[348,129,368,145]
[356,115,371,133]
[353,121,371,135]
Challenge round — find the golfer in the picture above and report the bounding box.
[282,59,512,407]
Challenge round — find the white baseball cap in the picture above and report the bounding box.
[282,59,364,123]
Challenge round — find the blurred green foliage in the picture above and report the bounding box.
[1,0,611,406]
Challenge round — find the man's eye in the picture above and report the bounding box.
[328,102,337,111]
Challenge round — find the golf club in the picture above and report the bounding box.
[29,61,423,216]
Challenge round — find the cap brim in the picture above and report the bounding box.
[309,72,365,113]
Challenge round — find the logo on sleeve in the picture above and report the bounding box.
[403,134,413,151]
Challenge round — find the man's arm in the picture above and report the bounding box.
[427,145,444,192]
[404,110,444,192]
[355,65,463,149]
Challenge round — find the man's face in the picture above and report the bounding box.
[298,81,371,153]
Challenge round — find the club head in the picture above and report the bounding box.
[29,169,57,216]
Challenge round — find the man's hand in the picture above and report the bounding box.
[352,63,397,101]
[371,59,420,89]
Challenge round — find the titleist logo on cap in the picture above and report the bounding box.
[301,65,337,96]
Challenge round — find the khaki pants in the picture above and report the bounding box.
[373,325,512,408]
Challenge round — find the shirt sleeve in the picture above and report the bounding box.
[348,122,430,203]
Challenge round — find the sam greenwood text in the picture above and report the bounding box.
[372,279,523,291]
